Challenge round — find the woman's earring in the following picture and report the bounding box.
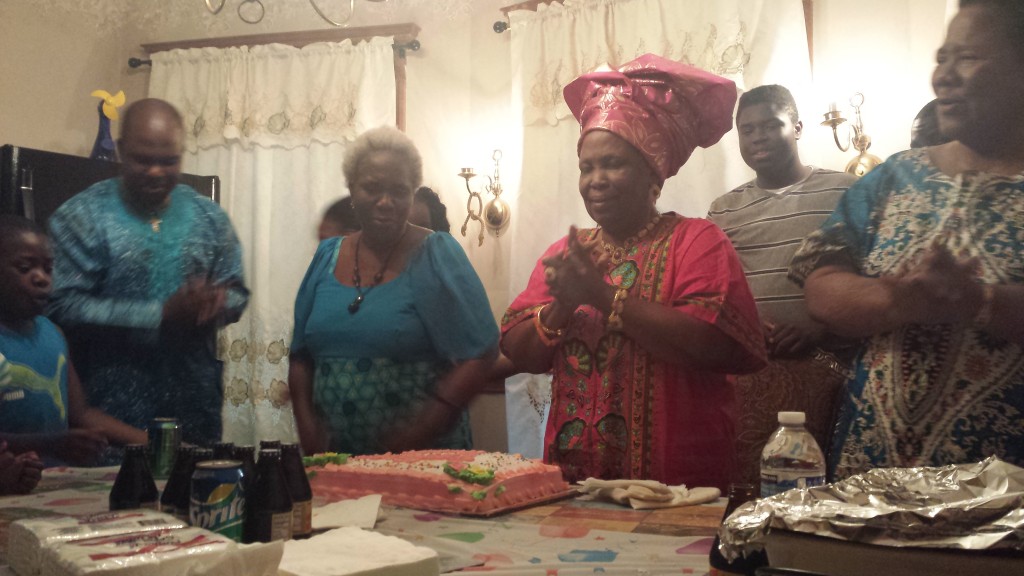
[651,185,662,200]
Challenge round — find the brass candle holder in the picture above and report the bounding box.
[458,150,510,246]
[821,92,882,177]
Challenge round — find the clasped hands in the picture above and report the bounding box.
[0,442,43,495]
[763,320,826,358]
[162,277,228,333]
[885,242,986,326]
[542,226,614,312]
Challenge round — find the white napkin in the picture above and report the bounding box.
[575,478,720,510]
[311,494,383,530]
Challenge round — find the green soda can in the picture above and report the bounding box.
[190,460,246,541]
[147,417,180,480]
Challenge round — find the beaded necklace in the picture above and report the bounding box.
[599,212,662,267]
[348,227,407,314]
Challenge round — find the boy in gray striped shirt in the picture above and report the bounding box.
[707,85,857,481]
[709,85,856,357]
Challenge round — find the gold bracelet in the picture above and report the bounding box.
[534,305,564,346]
[974,284,995,328]
[606,288,628,331]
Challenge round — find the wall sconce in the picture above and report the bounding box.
[458,149,511,246]
[204,0,388,26]
[821,92,882,177]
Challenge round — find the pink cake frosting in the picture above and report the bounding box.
[307,450,571,515]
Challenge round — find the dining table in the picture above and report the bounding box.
[0,466,726,575]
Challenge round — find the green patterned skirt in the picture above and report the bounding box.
[312,357,471,454]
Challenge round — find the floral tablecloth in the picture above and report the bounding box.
[379,504,719,575]
[0,467,723,575]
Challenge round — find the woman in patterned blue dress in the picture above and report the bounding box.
[289,127,498,455]
[790,0,1024,479]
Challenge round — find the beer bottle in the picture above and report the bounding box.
[159,445,195,520]
[231,445,257,496]
[213,441,236,460]
[247,448,293,542]
[259,440,282,453]
[109,444,159,511]
[281,443,314,538]
[708,483,767,576]
[194,447,215,465]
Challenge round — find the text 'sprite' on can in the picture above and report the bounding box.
[147,417,180,480]
[190,460,246,541]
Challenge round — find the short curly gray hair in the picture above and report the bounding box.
[342,126,423,191]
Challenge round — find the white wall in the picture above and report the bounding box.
[0,2,125,154]
[805,0,949,171]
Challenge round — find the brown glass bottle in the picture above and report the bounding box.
[109,444,159,511]
[708,483,767,576]
[193,447,215,465]
[213,441,236,460]
[159,445,195,520]
[246,448,293,542]
[231,445,257,497]
[281,443,313,538]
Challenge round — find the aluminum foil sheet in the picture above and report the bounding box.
[720,457,1024,561]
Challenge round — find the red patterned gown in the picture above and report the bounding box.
[501,214,765,490]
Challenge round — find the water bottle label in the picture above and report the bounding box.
[760,470,825,498]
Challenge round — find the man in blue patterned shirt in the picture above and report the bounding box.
[48,98,249,447]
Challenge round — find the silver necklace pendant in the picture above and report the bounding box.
[348,294,364,314]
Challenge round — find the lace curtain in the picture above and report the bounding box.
[149,38,397,445]
[503,0,812,458]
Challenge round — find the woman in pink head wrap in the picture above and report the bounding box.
[501,55,765,490]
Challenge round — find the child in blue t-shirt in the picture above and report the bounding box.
[0,215,147,473]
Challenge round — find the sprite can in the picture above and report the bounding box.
[190,460,246,541]
[147,417,180,480]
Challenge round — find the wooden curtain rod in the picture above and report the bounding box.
[141,23,420,53]
[498,1,813,66]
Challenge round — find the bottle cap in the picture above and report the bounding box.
[778,411,806,425]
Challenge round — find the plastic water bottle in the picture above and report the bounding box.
[760,411,825,498]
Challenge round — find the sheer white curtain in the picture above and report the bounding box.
[148,38,397,445]
[503,0,812,458]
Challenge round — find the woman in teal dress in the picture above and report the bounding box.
[289,126,498,455]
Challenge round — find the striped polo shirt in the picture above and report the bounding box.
[707,167,857,330]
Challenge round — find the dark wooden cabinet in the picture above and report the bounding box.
[1,145,219,226]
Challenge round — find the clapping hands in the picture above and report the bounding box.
[542,226,611,310]
[162,278,228,333]
[887,243,984,326]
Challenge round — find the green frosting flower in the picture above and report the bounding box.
[442,463,495,485]
[303,452,349,467]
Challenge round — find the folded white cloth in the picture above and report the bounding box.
[311,494,383,530]
[576,478,720,510]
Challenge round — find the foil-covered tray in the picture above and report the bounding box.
[720,457,1024,562]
